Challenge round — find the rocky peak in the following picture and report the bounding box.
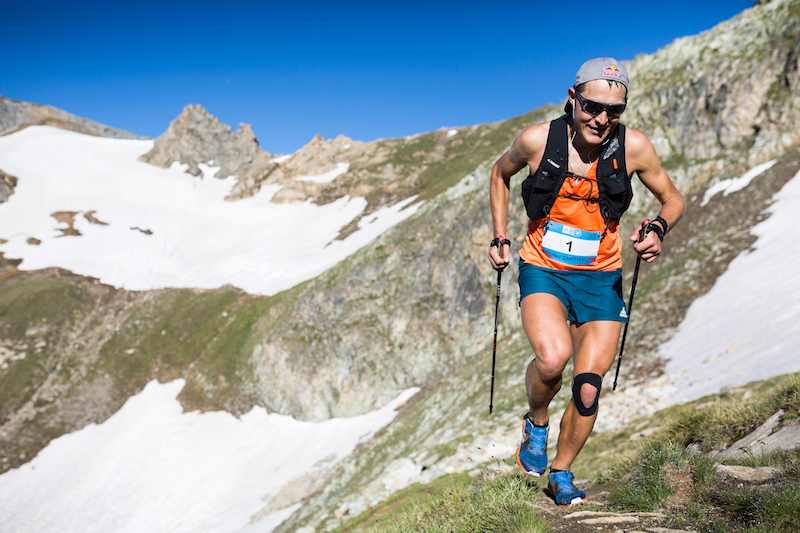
[138,104,272,179]
[305,133,324,147]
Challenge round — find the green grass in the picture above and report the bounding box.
[349,472,549,533]
[93,286,296,414]
[608,440,714,511]
[330,473,474,532]
[714,484,800,532]
[0,278,88,419]
[599,373,800,532]
[663,374,800,454]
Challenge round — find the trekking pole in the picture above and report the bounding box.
[612,220,649,391]
[489,239,505,414]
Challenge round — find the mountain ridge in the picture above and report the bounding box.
[0,95,145,140]
[1,1,800,531]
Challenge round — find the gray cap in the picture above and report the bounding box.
[574,57,629,90]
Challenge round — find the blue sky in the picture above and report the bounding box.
[4,1,754,154]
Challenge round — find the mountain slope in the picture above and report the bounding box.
[1,1,800,531]
[0,95,144,139]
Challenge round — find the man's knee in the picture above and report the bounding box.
[531,337,572,379]
[533,348,570,381]
[572,373,602,416]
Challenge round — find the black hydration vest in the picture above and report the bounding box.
[520,114,632,223]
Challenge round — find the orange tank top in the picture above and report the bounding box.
[520,159,622,271]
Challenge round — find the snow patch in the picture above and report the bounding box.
[447,129,458,138]
[295,162,350,184]
[270,153,293,164]
[0,127,421,295]
[0,379,419,533]
[661,166,800,404]
[700,160,777,207]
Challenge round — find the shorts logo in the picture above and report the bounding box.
[619,307,628,319]
[603,66,622,79]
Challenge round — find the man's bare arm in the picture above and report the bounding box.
[489,124,547,270]
[626,128,686,262]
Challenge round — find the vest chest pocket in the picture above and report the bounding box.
[599,173,632,219]
[522,168,563,220]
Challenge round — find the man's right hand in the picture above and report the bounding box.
[488,240,511,271]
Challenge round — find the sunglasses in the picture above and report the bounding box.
[575,92,626,119]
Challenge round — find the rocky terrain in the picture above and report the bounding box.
[0,169,16,204]
[0,95,143,139]
[1,0,800,531]
[138,104,274,181]
[623,0,800,196]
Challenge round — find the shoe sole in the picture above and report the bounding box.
[545,485,586,507]
[556,497,585,508]
[515,444,545,477]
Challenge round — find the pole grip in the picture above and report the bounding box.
[638,219,650,243]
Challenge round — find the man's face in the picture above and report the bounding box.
[568,80,627,146]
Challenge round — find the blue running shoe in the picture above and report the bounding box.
[516,413,548,476]
[547,471,586,507]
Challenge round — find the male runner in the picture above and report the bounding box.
[488,58,685,506]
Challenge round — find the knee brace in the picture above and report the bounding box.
[572,373,602,416]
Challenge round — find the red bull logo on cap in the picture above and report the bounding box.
[603,66,622,79]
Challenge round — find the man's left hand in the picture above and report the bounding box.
[630,228,661,263]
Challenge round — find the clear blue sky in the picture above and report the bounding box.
[4,1,754,154]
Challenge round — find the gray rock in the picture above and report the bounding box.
[717,410,784,459]
[582,516,640,524]
[0,95,143,139]
[715,464,782,483]
[138,104,273,183]
[0,169,17,204]
[759,417,800,452]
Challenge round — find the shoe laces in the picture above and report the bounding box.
[526,422,548,454]
[551,471,577,492]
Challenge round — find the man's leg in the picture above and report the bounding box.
[520,293,573,426]
[516,293,572,475]
[550,320,622,471]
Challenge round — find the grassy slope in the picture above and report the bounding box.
[0,271,311,472]
[335,372,800,533]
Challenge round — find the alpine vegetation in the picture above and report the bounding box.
[1,0,800,531]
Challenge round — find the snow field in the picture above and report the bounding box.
[0,126,420,295]
[0,379,419,533]
[661,163,800,404]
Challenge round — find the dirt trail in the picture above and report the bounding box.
[532,483,695,533]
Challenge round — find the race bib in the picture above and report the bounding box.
[542,221,601,266]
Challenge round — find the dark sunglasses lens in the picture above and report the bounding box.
[606,104,626,118]
[578,95,625,117]
[582,100,605,115]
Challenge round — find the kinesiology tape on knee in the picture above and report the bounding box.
[572,373,602,416]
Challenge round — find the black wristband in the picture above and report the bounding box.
[646,221,665,242]
[654,215,669,234]
[490,237,511,249]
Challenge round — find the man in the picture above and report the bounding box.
[488,58,685,506]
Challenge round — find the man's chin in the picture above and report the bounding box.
[584,131,606,145]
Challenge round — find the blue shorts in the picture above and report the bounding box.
[518,260,628,324]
